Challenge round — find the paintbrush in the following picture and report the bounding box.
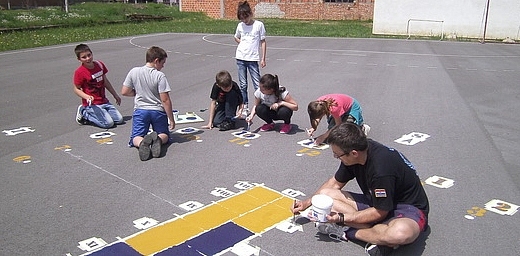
[306,128,315,144]
[292,199,297,225]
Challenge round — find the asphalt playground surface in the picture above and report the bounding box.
[1,33,519,256]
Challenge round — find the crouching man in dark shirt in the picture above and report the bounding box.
[292,122,429,256]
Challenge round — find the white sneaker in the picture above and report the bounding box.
[362,123,371,136]
[316,223,348,241]
[241,108,250,119]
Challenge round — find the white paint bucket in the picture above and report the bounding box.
[173,109,179,121]
[311,194,333,222]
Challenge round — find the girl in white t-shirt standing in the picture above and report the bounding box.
[246,74,298,134]
[234,1,267,116]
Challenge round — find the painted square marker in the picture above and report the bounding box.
[394,132,430,146]
[154,243,201,256]
[425,175,454,188]
[89,131,116,139]
[178,200,204,211]
[184,222,253,255]
[182,203,238,231]
[297,139,329,150]
[174,114,204,124]
[86,242,141,256]
[126,218,204,255]
[484,199,519,216]
[231,241,260,256]
[174,127,199,134]
[234,198,293,233]
[2,126,35,136]
[276,220,302,233]
[232,130,260,140]
[77,237,107,252]
[133,217,158,230]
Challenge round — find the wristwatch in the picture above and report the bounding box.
[336,212,345,226]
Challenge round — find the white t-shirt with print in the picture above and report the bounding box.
[234,20,266,61]
[254,88,289,107]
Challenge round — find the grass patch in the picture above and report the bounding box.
[0,2,377,52]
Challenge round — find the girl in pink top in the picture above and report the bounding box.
[307,94,368,145]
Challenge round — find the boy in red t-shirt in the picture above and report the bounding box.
[73,44,123,129]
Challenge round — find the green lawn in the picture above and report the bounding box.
[0,3,378,52]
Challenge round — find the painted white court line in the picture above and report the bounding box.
[61,149,184,211]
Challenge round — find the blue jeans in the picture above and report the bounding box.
[81,103,123,129]
[236,59,260,106]
[214,89,241,125]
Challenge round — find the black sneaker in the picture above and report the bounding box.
[138,132,154,161]
[219,120,235,131]
[75,105,88,125]
[365,243,395,256]
[150,132,161,158]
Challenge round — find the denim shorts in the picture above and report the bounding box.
[128,109,169,147]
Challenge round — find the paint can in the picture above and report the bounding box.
[173,109,179,121]
[311,194,333,222]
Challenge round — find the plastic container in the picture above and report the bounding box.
[311,194,333,222]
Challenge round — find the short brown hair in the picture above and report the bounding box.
[146,46,168,63]
[74,43,91,59]
[216,70,232,88]
[328,122,368,152]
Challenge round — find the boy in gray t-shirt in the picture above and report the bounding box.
[121,46,175,161]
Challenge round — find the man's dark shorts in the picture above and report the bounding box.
[350,192,428,232]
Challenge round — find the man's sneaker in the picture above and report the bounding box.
[75,105,86,125]
[362,123,371,136]
[365,243,395,256]
[279,123,292,134]
[150,132,161,158]
[138,132,154,161]
[316,223,348,241]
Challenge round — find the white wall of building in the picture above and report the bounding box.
[373,0,520,40]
